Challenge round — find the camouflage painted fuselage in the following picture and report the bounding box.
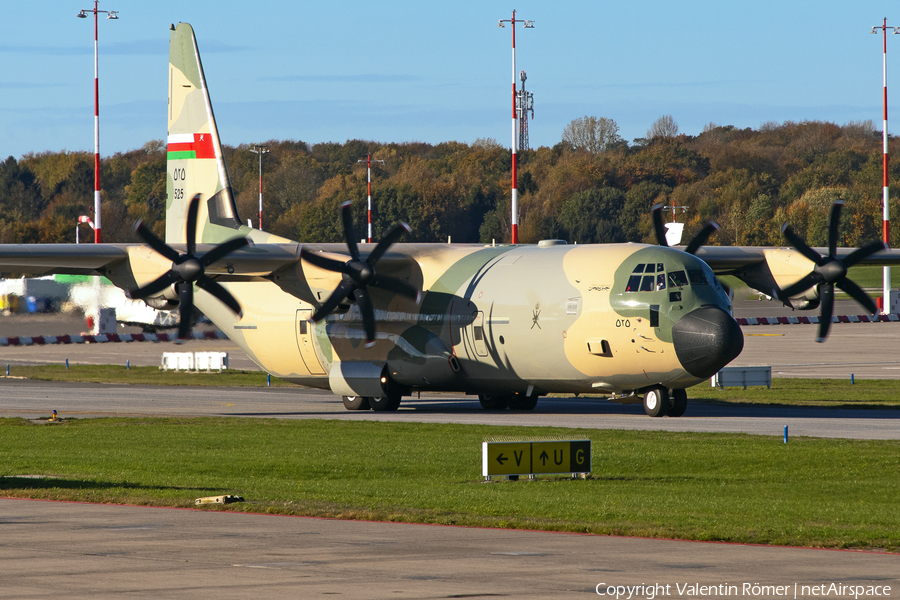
[187,240,736,397]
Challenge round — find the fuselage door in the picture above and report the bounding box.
[295,309,326,375]
[472,311,488,357]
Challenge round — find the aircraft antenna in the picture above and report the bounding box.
[517,71,534,151]
[357,154,386,243]
[498,11,534,244]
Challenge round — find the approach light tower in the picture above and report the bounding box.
[498,10,534,244]
[872,19,900,313]
[77,1,118,244]
[357,154,385,243]
[517,70,534,151]
[249,145,269,230]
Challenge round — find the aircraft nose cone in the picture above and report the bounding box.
[672,306,744,379]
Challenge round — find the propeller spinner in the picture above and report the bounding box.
[128,194,249,339]
[778,200,886,342]
[300,200,420,347]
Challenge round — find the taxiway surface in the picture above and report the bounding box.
[1,306,898,598]
[2,498,897,600]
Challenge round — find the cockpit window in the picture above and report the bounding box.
[626,273,642,291]
[668,270,688,287]
[640,275,655,292]
[688,269,709,286]
[645,263,656,273]
[632,264,646,273]
[656,273,666,290]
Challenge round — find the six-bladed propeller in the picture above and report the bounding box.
[299,200,420,347]
[778,200,886,342]
[128,194,249,340]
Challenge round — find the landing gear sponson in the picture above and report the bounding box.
[643,386,688,417]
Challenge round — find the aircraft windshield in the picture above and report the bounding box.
[626,264,709,293]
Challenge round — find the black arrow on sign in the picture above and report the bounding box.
[539,450,549,466]
[496,453,508,465]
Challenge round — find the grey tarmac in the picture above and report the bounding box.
[1,498,896,600]
[1,304,898,598]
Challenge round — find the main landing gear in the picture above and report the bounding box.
[478,391,540,411]
[642,386,688,417]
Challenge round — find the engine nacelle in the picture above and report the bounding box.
[328,361,387,398]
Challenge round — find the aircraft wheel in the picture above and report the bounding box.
[668,389,688,417]
[508,392,539,411]
[342,396,371,411]
[478,394,509,410]
[643,386,668,417]
[369,393,401,412]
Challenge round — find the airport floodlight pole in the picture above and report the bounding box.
[249,145,269,230]
[872,19,900,313]
[498,10,534,244]
[77,1,118,244]
[357,154,386,243]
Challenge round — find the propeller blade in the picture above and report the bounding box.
[177,281,194,340]
[135,221,181,263]
[128,270,180,300]
[185,194,201,256]
[782,225,823,265]
[827,201,844,258]
[355,287,376,346]
[684,222,720,255]
[816,283,834,343]
[311,280,355,322]
[777,272,822,300]
[197,274,242,317]
[651,204,668,247]
[842,240,888,269]
[835,277,878,315]
[370,274,420,301]
[340,201,360,260]
[367,223,411,266]
[300,248,349,273]
[201,236,250,267]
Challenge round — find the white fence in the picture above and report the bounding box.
[711,366,771,390]
[161,352,229,372]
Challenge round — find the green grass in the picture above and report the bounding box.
[1,418,898,551]
[696,378,900,408]
[0,364,293,387]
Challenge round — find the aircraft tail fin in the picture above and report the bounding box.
[166,23,242,244]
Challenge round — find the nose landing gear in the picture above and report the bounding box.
[642,386,688,417]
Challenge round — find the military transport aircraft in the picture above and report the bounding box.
[1,23,898,417]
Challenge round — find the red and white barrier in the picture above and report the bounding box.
[0,330,226,346]
[736,314,900,326]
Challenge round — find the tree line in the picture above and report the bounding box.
[0,117,897,249]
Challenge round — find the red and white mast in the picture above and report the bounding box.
[358,154,385,243]
[77,1,118,243]
[498,11,533,244]
[873,18,897,313]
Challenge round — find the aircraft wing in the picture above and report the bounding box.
[696,245,900,273]
[0,243,302,278]
[694,245,900,301]
[0,244,132,276]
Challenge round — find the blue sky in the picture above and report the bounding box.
[2,1,900,159]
